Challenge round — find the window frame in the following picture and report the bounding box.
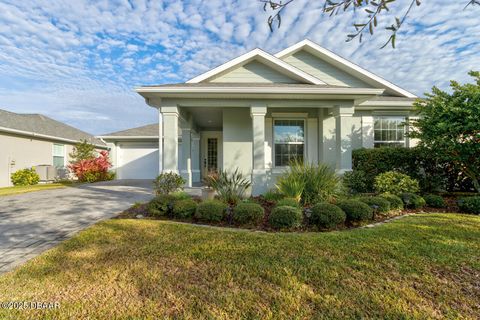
[272,118,306,168]
[52,143,66,168]
[373,115,407,148]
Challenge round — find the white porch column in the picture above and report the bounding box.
[181,128,192,187]
[251,103,267,195]
[361,115,375,148]
[191,132,201,183]
[333,105,355,173]
[158,109,163,173]
[160,105,179,173]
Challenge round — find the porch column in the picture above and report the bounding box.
[191,132,201,183]
[161,105,179,173]
[251,103,267,195]
[158,109,163,173]
[333,105,355,173]
[181,128,192,187]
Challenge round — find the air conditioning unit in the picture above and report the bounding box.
[35,165,57,181]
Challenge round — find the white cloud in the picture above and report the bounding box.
[0,0,478,134]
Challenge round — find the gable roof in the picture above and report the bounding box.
[275,39,417,98]
[186,48,325,85]
[100,123,159,138]
[0,108,105,146]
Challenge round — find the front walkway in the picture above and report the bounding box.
[0,180,154,274]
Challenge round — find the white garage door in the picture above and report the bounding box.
[117,143,159,179]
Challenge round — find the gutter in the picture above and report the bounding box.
[0,126,107,149]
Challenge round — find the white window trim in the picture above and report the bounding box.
[272,118,307,168]
[373,116,408,147]
[52,143,66,167]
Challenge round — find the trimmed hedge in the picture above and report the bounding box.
[352,147,474,193]
[233,202,264,225]
[195,200,226,222]
[276,197,300,208]
[359,196,391,213]
[380,194,404,210]
[424,194,446,208]
[147,194,176,217]
[172,199,197,219]
[458,196,480,214]
[374,171,420,195]
[269,206,302,229]
[310,203,346,229]
[400,193,426,209]
[337,200,373,222]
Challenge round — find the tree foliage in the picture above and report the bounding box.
[69,139,96,163]
[409,71,480,192]
[261,0,479,48]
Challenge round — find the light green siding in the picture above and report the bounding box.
[210,61,300,84]
[282,51,372,87]
[222,108,252,176]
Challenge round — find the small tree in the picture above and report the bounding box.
[410,71,480,193]
[69,139,96,164]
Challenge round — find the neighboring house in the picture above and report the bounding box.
[105,39,419,195]
[0,109,106,187]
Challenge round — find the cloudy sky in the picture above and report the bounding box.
[0,0,478,134]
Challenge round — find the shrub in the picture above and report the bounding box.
[400,193,426,209]
[359,196,391,213]
[195,200,226,222]
[374,171,420,195]
[11,168,40,186]
[343,170,368,194]
[458,196,480,214]
[310,203,346,229]
[68,150,112,183]
[147,195,175,217]
[380,193,404,210]
[269,206,303,229]
[205,169,251,205]
[172,199,197,219]
[263,189,285,202]
[276,159,340,205]
[337,200,373,222]
[424,194,446,208]
[233,202,264,225]
[276,197,300,208]
[153,172,185,195]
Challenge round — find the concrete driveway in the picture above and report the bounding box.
[0,180,154,274]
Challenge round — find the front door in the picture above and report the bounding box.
[201,131,222,179]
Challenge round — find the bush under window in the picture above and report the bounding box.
[310,203,346,229]
[374,171,420,195]
[233,202,264,226]
[195,200,226,222]
[458,197,480,214]
[343,170,368,194]
[337,200,373,222]
[11,168,40,186]
[269,206,303,229]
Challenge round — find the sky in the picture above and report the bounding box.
[0,0,478,135]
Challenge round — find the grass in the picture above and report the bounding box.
[0,183,67,196]
[0,213,479,319]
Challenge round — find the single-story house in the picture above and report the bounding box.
[0,109,106,187]
[102,39,419,195]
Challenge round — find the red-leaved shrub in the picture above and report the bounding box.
[68,151,113,182]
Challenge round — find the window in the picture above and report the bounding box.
[374,116,406,148]
[53,144,65,167]
[274,119,305,166]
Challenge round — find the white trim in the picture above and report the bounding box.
[272,112,308,118]
[359,99,415,107]
[186,48,325,85]
[136,86,384,95]
[372,115,407,147]
[98,135,159,140]
[52,143,66,168]
[272,117,307,168]
[0,126,107,149]
[275,39,417,98]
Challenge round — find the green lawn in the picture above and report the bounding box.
[0,214,479,319]
[0,183,67,196]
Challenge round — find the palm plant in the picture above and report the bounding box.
[207,168,251,205]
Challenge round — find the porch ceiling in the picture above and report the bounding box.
[183,107,223,130]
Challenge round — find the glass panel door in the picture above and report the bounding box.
[207,138,218,173]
